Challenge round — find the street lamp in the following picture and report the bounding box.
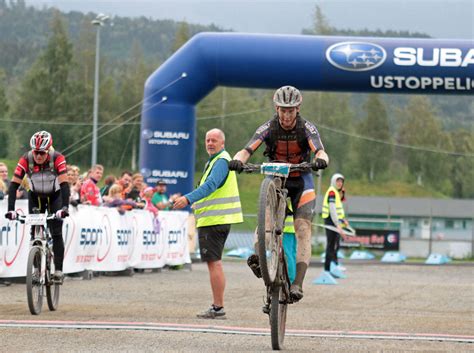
[91,13,109,166]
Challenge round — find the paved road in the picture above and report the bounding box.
[0,260,472,352]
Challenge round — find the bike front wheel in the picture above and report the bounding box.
[26,246,43,315]
[257,177,279,286]
[46,251,60,311]
[270,284,288,350]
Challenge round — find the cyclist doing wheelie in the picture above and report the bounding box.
[229,86,329,301]
[5,131,70,283]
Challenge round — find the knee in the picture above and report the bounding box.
[294,219,311,239]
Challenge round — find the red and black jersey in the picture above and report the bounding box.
[14,151,67,180]
[244,115,324,163]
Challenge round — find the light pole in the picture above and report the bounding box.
[91,13,109,166]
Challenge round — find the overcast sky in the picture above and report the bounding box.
[26,0,473,39]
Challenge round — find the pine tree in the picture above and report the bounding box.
[172,21,190,52]
[398,96,450,188]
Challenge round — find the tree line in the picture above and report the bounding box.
[0,1,472,198]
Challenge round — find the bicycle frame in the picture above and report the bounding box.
[20,213,55,277]
[18,211,58,314]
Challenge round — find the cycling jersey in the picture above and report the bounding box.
[11,150,68,272]
[14,151,67,195]
[244,115,324,165]
[244,115,324,220]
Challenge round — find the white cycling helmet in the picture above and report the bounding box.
[330,173,344,188]
[273,86,302,108]
[30,131,53,152]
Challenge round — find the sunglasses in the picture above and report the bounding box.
[33,150,47,156]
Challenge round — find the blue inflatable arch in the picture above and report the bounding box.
[139,32,473,195]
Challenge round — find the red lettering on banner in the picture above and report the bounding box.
[141,254,156,261]
[76,255,94,263]
[371,235,385,244]
[117,255,128,262]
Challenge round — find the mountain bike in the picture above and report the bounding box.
[242,162,316,350]
[18,210,61,315]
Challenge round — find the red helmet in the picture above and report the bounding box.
[30,131,53,152]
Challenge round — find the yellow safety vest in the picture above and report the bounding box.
[322,186,345,220]
[194,150,243,228]
[283,202,295,234]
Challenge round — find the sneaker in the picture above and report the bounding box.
[52,270,64,284]
[196,305,226,319]
[290,284,304,301]
[247,254,262,278]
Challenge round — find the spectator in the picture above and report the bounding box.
[142,186,158,216]
[80,164,104,206]
[152,180,180,210]
[100,175,116,198]
[0,162,9,190]
[67,165,80,186]
[126,173,145,201]
[0,178,5,200]
[105,184,136,214]
[116,171,133,199]
[16,177,29,200]
[70,175,83,206]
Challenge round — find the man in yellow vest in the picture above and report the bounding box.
[321,173,349,276]
[174,128,243,319]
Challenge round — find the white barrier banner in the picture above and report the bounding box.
[0,200,190,278]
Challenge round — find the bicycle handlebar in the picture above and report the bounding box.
[242,162,318,174]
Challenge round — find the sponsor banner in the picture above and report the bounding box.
[0,200,190,278]
[341,228,400,251]
[139,105,196,197]
[324,40,474,94]
[129,210,168,269]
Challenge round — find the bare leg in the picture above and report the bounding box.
[207,260,225,307]
[293,218,312,287]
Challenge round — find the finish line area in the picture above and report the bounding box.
[1,319,473,343]
[0,262,472,351]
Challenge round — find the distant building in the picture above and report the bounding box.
[316,196,474,259]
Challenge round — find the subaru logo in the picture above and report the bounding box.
[142,129,153,139]
[140,168,152,178]
[326,42,387,72]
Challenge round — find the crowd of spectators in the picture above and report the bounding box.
[0,160,181,218]
[64,164,180,216]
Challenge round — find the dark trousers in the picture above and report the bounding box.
[28,191,64,271]
[324,217,339,272]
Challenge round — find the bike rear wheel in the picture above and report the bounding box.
[257,178,279,285]
[270,284,288,350]
[46,251,60,311]
[26,246,43,315]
